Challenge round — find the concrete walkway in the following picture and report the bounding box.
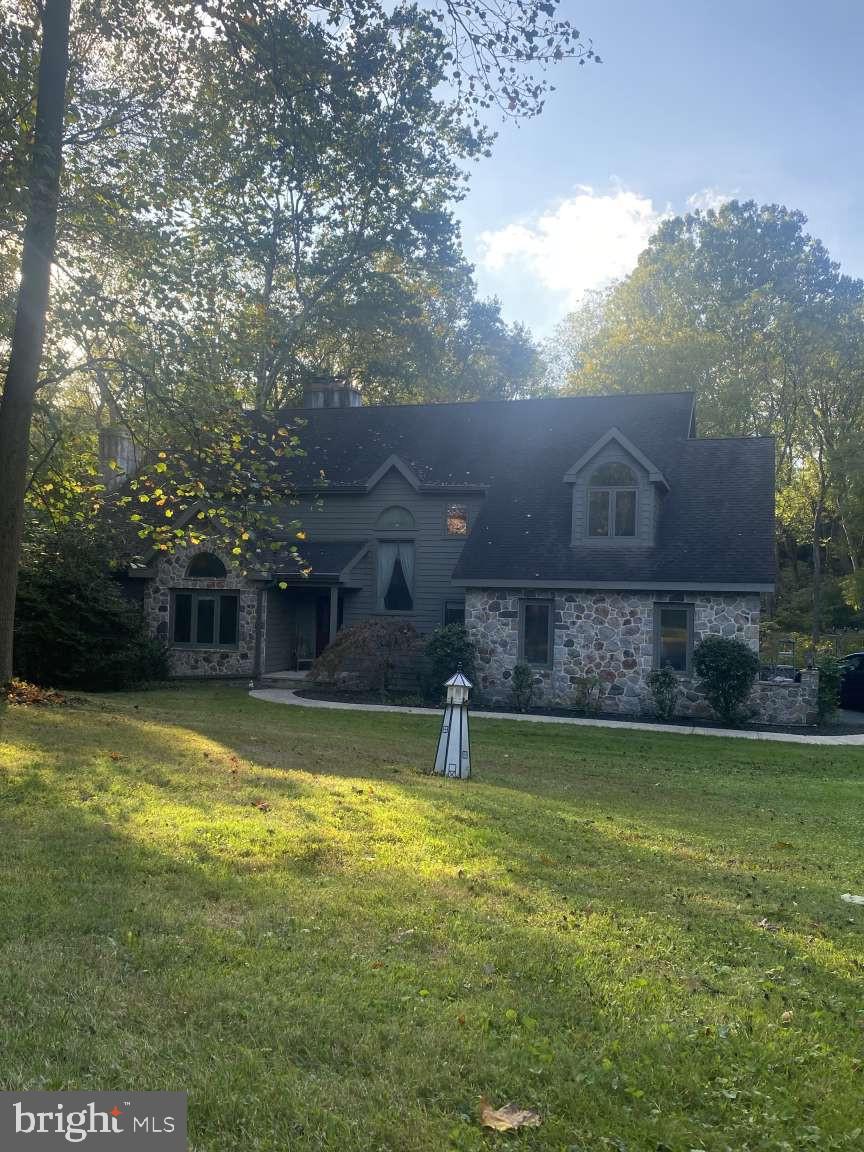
[250,688,864,747]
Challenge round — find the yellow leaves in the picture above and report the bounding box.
[197,511,206,520]
[154,461,167,473]
[138,494,150,503]
[276,426,290,437]
[278,581,288,590]
[479,1100,541,1132]
[158,451,167,460]
[164,509,173,518]
[232,547,242,555]
[130,514,142,522]
[296,530,307,540]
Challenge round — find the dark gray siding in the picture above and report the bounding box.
[276,470,484,633]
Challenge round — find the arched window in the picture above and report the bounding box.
[588,463,637,538]
[376,505,415,531]
[185,552,227,578]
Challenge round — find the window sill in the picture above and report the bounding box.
[172,644,240,652]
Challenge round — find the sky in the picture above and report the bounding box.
[456,0,864,337]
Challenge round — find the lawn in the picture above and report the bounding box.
[0,686,862,1152]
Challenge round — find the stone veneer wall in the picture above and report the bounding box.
[143,547,260,677]
[465,588,817,725]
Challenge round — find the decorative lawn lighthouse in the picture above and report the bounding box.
[434,666,472,779]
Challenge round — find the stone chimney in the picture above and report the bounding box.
[302,374,362,409]
[98,427,138,490]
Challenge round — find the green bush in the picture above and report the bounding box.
[646,666,679,722]
[14,532,169,691]
[309,617,420,694]
[815,654,843,724]
[510,663,535,712]
[571,674,603,715]
[421,624,476,704]
[692,635,760,726]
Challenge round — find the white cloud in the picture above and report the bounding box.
[686,187,735,212]
[477,186,667,316]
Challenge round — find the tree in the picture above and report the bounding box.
[0,0,595,684]
[0,0,71,685]
[549,200,864,638]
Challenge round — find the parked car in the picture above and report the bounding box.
[838,652,864,710]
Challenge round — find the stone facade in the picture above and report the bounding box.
[143,547,260,678]
[750,673,819,727]
[465,587,817,725]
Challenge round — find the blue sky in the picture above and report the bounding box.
[457,0,864,337]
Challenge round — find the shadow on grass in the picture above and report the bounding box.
[2,690,863,1149]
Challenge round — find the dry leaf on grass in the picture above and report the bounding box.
[479,1099,542,1131]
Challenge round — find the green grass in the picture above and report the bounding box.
[1,686,862,1152]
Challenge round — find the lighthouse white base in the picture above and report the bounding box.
[434,703,471,779]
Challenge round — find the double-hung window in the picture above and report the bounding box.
[520,599,553,666]
[173,591,239,647]
[654,603,693,672]
[588,463,637,538]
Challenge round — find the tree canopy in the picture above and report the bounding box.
[547,200,864,637]
[0,0,591,679]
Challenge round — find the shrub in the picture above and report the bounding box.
[571,674,603,714]
[14,532,169,691]
[692,635,759,726]
[646,666,679,722]
[510,663,535,712]
[421,624,476,704]
[815,654,843,724]
[309,617,420,694]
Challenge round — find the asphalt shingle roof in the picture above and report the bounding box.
[269,540,367,578]
[276,391,775,589]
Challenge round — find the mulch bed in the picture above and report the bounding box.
[291,687,864,737]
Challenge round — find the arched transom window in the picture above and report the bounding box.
[185,552,227,578]
[588,463,637,538]
[376,505,415,531]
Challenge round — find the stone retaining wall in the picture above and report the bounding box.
[465,587,817,726]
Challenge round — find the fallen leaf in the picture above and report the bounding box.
[251,800,272,813]
[479,1099,542,1132]
[757,917,780,932]
[781,1010,794,1023]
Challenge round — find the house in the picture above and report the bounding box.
[128,381,809,719]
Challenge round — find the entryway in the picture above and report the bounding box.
[263,585,343,673]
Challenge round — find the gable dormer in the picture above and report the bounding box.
[563,427,669,546]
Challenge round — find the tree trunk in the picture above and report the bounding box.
[0,0,71,685]
[811,451,827,646]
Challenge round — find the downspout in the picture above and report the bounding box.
[254,587,265,678]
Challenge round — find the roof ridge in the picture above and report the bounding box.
[687,434,776,443]
[275,390,696,415]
